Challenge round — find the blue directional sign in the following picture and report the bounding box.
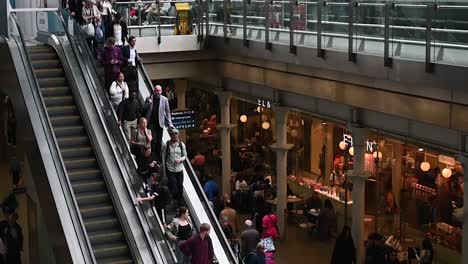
[171,110,196,130]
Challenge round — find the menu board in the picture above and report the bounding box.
[292,4,307,30]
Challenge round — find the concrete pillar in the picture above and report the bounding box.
[457,154,468,264]
[270,106,293,240]
[348,127,369,264]
[174,79,187,142]
[216,92,236,196]
[324,123,334,185]
[392,141,403,229]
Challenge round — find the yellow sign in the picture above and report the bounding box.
[175,3,191,35]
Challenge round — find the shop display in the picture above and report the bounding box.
[430,222,462,252]
[288,175,353,204]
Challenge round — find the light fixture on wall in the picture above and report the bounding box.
[262,121,270,130]
[420,150,431,172]
[240,115,247,123]
[442,167,452,178]
[348,147,354,156]
[339,141,347,150]
[373,151,383,159]
[418,148,424,152]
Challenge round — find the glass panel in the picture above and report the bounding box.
[226,0,243,39]
[390,1,427,62]
[353,1,385,56]
[209,0,225,36]
[269,0,290,45]
[293,1,317,48]
[433,3,468,67]
[322,0,348,52]
[246,0,266,42]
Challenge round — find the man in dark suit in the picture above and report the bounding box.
[144,85,174,161]
[68,0,84,25]
[121,36,140,93]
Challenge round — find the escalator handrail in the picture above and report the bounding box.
[56,9,170,264]
[8,13,96,264]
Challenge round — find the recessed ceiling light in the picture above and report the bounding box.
[418,148,424,152]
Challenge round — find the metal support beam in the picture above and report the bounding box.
[289,0,297,54]
[243,0,249,47]
[0,0,9,37]
[384,1,392,67]
[425,3,435,72]
[265,0,272,50]
[317,0,324,57]
[348,1,356,62]
[223,0,229,41]
[206,0,210,36]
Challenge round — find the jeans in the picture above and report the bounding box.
[123,119,137,142]
[167,170,184,204]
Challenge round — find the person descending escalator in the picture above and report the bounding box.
[166,207,196,264]
[100,37,123,91]
[136,172,170,226]
[162,128,187,208]
[179,223,214,264]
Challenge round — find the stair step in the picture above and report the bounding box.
[43,96,74,106]
[99,256,133,264]
[35,68,63,78]
[80,203,114,219]
[68,169,101,182]
[64,157,97,170]
[61,146,93,159]
[50,115,82,126]
[30,52,58,61]
[38,77,67,87]
[41,86,72,97]
[84,216,120,232]
[72,179,106,193]
[93,243,130,260]
[48,105,79,116]
[31,59,61,69]
[57,136,89,148]
[54,126,86,137]
[27,45,54,53]
[76,192,110,206]
[89,229,125,245]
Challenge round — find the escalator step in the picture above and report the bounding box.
[93,243,130,260]
[41,86,72,97]
[43,95,74,106]
[76,192,110,206]
[61,146,93,159]
[48,105,79,116]
[72,179,106,193]
[50,115,82,126]
[99,256,133,264]
[30,52,58,61]
[54,126,86,137]
[80,203,114,219]
[35,68,63,78]
[57,136,89,148]
[89,229,125,245]
[31,59,61,69]
[64,157,98,170]
[84,216,120,232]
[27,45,54,52]
[68,169,102,182]
[38,77,67,87]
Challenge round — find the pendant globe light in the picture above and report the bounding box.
[239,102,247,123]
[339,141,347,150]
[442,167,452,178]
[348,147,354,156]
[420,150,430,172]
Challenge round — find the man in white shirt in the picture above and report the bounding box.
[121,36,141,92]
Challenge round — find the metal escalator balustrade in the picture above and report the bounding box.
[27,44,134,264]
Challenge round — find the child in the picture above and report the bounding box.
[136,173,169,225]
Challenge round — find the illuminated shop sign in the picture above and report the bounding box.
[343,133,376,153]
[257,99,271,109]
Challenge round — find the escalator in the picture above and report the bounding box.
[27,44,134,264]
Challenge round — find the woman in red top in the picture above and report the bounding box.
[262,211,278,240]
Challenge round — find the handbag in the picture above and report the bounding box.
[82,23,95,38]
[260,237,275,252]
[95,24,104,41]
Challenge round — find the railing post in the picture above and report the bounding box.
[157,1,161,44]
[384,1,392,67]
[317,0,324,57]
[265,0,271,50]
[289,0,297,54]
[348,0,356,62]
[425,3,435,72]
[206,0,210,37]
[243,0,249,47]
[198,0,203,42]
[223,0,228,41]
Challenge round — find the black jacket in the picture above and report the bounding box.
[107,21,128,45]
[121,45,140,67]
[68,0,84,24]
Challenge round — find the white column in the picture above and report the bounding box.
[324,123,334,185]
[216,92,236,196]
[174,79,187,142]
[270,106,293,240]
[457,154,468,264]
[348,127,369,264]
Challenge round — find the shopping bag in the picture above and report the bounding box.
[260,237,275,252]
[68,17,74,35]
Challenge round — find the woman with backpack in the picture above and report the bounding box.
[166,207,196,264]
[162,128,187,207]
